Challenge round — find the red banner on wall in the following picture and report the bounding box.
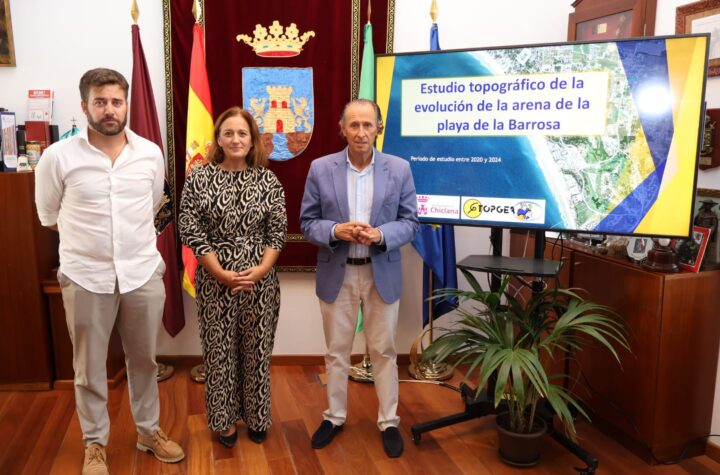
[166,0,394,269]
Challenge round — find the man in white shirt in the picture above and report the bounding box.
[35,68,184,475]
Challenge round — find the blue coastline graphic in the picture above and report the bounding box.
[382,52,561,229]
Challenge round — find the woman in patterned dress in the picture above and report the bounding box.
[179,107,287,447]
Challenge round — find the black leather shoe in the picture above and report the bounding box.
[311,420,343,449]
[219,429,238,448]
[382,427,403,458]
[248,428,267,444]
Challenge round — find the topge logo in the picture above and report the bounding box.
[461,197,546,224]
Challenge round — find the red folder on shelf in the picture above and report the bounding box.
[24,120,51,152]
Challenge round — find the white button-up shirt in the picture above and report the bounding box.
[346,149,374,259]
[35,127,165,294]
[330,148,386,257]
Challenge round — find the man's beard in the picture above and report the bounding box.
[87,113,127,136]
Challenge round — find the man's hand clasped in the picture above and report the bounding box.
[335,221,381,245]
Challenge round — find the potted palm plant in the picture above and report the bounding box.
[422,269,629,467]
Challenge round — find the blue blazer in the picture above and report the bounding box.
[300,148,419,304]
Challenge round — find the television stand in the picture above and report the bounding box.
[456,254,560,277]
[410,229,598,475]
[410,382,495,437]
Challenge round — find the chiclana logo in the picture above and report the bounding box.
[430,206,459,216]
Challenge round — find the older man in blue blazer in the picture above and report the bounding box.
[300,99,419,458]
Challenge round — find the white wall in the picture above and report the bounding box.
[0,0,167,148]
[3,0,720,445]
[0,0,574,358]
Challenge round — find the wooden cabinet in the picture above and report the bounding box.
[573,252,720,461]
[568,0,657,41]
[0,173,58,389]
[510,232,720,462]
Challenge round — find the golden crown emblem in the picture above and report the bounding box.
[236,20,315,58]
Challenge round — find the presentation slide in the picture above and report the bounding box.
[376,35,709,238]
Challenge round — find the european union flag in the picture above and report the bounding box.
[411,21,458,327]
[413,224,458,326]
[430,22,440,51]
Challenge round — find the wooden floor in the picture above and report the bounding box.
[1,363,719,475]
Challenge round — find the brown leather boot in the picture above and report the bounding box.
[82,443,108,475]
[136,428,185,463]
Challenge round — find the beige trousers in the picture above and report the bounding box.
[319,263,400,431]
[58,262,165,447]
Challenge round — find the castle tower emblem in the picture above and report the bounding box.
[243,67,314,161]
[263,86,295,134]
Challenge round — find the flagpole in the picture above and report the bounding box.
[349,0,375,384]
[349,343,374,383]
[408,270,452,381]
[409,0,453,382]
[349,300,374,382]
[130,0,176,383]
[188,0,207,384]
[192,0,199,23]
[131,0,139,24]
[429,279,434,343]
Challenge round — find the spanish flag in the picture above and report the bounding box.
[181,21,214,298]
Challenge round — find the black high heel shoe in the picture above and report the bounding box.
[247,428,267,444]
[219,429,238,448]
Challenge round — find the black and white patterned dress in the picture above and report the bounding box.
[179,162,287,432]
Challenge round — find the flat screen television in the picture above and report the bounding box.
[376,35,709,238]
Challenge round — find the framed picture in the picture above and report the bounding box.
[695,188,720,268]
[0,110,17,170]
[568,0,657,42]
[674,226,711,272]
[696,188,720,224]
[676,0,720,76]
[0,0,15,67]
[626,236,652,262]
[700,109,720,170]
[697,187,720,201]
